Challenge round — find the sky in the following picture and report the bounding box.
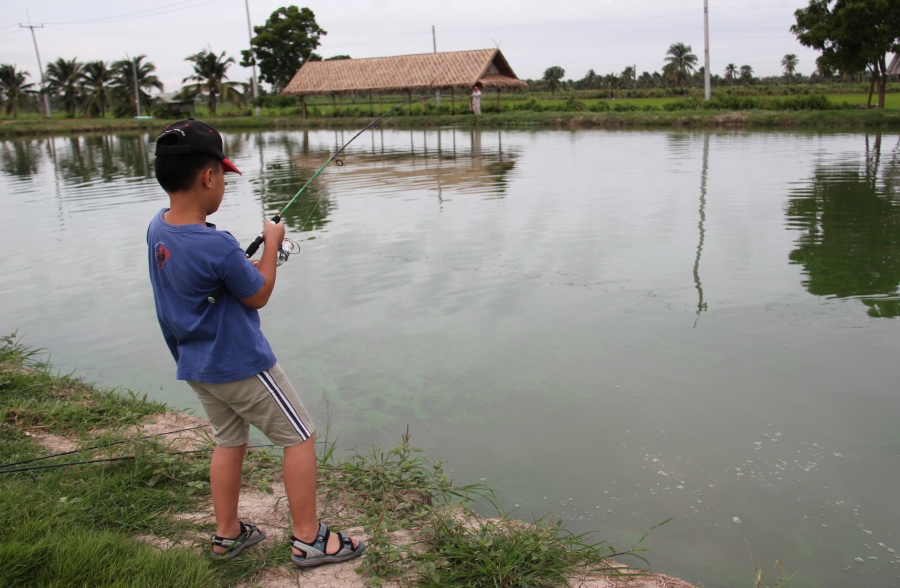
[1,0,823,93]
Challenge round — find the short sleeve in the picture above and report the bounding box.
[217,247,265,300]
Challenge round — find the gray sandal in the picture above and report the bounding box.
[211,521,266,559]
[290,523,366,568]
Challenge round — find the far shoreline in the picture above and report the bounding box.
[3,107,900,138]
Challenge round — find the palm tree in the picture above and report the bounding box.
[664,42,698,95]
[621,65,635,89]
[604,72,619,99]
[45,58,84,116]
[80,61,114,117]
[0,64,37,118]
[724,63,737,85]
[580,69,600,90]
[182,49,245,115]
[542,66,566,94]
[111,55,163,117]
[739,65,754,85]
[782,54,799,84]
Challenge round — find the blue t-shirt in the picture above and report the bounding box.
[147,208,276,383]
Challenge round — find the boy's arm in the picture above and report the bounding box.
[239,219,286,309]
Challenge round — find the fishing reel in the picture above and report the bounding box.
[277,238,300,266]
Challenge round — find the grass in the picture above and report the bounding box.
[0,333,666,587]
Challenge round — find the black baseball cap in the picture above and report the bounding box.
[154,119,241,175]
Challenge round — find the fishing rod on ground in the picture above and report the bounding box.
[207,93,435,304]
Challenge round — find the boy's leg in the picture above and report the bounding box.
[284,438,360,554]
[210,443,247,554]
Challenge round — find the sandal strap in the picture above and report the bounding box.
[213,521,249,548]
[335,531,355,555]
[291,523,330,558]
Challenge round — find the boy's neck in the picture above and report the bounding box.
[164,193,208,226]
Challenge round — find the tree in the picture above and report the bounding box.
[578,69,600,90]
[241,6,326,92]
[542,66,565,93]
[782,54,799,84]
[724,63,737,84]
[0,64,36,118]
[80,61,114,117]
[45,58,84,116]
[183,49,244,115]
[111,55,163,117]
[603,72,619,99]
[664,42,698,94]
[739,64,754,84]
[621,65,635,89]
[792,0,900,109]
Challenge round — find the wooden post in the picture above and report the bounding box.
[379,94,383,115]
[407,90,412,115]
[369,91,373,117]
[497,87,501,112]
[331,94,337,117]
[339,93,343,116]
[451,87,455,116]
[301,95,307,119]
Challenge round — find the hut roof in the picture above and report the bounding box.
[889,53,900,75]
[282,48,528,96]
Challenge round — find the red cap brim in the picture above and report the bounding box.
[222,157,242,175]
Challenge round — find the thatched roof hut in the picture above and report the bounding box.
[889,53,900,75]
[282,48,528,97]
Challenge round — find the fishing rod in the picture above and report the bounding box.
[207,94,432,304]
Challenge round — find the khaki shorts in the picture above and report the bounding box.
[187,363,315,447]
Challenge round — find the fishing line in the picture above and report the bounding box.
[0,423,210,471]
[207,93,434,303]
[0,443,284,476]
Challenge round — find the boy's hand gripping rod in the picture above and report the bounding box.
[207,97,424,304]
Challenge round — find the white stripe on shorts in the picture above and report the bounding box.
[257,370,312,441]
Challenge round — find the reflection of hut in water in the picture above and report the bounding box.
[281,49,528,115]
[287,130,518,198]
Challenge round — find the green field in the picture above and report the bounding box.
[3,88,900,137]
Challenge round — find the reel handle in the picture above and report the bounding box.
[207,214,283,304]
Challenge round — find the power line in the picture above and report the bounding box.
[10,0,221,27]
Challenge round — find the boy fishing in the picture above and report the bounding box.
[146,119,365,566]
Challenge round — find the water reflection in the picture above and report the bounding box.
[0,139,42,177]
[693,132,709,326]
[254,128,519,233]
[787,133,900,317]
[253,131,333,233]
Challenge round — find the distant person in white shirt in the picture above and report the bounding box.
[470,84,482,115]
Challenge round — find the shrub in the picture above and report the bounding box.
[612,102,640,112]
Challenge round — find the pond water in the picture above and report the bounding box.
[1,126,899,588]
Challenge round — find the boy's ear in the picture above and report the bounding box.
[198,166,215,189]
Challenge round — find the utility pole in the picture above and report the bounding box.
[433,25,440,106]
[245,0,261,116]
[20,17,51,118]
[126,53,141,117]
[704,0,711,101]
